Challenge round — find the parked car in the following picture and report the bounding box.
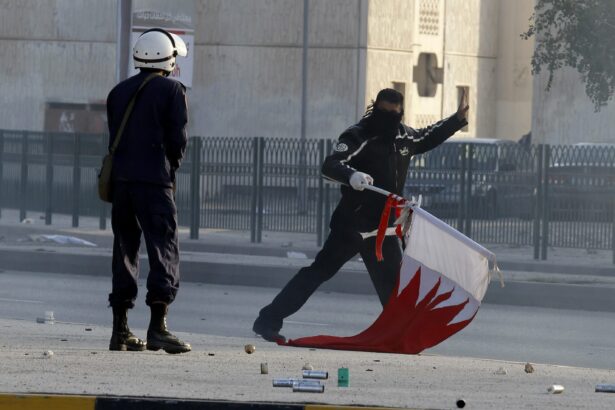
[548,143,615,221]
[404,137,535,219]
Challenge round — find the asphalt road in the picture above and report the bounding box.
[1,270,615,370]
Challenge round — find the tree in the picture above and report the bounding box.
[522,0,615,110]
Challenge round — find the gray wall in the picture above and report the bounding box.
[0,0,366,140]
[532,68,615,145]
[0,0,115,131]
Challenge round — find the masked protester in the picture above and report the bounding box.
[105,28,190,353]
[253,88,469,342]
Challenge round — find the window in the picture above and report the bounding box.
[392,82,406,98]
[413,53,442,97]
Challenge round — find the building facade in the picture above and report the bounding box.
[0,0,535,141]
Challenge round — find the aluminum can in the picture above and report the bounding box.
[302,370,328,379]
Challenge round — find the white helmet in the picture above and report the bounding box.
[133,28,188,73]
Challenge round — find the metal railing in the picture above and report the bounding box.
[0,129,613,262]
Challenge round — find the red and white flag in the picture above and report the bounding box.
[283,204,499,354]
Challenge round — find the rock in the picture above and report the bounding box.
[524,362,534,373]
[302,363,314,371]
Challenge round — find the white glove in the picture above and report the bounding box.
[349,172,374,191]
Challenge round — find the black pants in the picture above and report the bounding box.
[258,229,402,331]
[108,182,180,308]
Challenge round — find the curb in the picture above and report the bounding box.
[2,247,615,312]
[0,394,421,410]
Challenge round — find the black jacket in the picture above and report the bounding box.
[106,71,188,188]
[322,114,467,232]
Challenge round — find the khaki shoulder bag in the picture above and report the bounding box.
[98,73,159,202]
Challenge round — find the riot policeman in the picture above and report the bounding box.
[106,28,191,353]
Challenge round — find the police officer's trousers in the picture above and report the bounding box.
[108,182,180,308]
[258,228,402,331]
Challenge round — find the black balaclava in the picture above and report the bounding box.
[367,88,404,138]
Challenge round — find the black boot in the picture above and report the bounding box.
[252,316,286,343]
[147,303,191,354]
[109,306,146,351]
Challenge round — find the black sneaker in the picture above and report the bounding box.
[252,317,286,343]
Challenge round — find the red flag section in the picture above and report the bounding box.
[282,265,478,354]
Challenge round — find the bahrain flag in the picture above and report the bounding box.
[282,205,498,354]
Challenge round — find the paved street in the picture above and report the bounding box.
[2,270,615,370]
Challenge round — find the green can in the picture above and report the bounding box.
[337,367,349,387]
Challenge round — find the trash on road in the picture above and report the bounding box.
[260,363,268,374]
[337,367,349,387]
[494,367,507,375]
[524,362,535,373]
[26,234,96,247]
[595,384,615,393]
[21,218,33,224]
[302,370,328,379]
[244,344,255,354]
[286,251,308,259]
[42,350,54,358]
[456,399,466,408]
[293,381,324,393]
[302,362,313,371]
[36,311,55,325]
[547,384,565,394]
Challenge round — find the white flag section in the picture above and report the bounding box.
[284,205,498,354]
[403,206,493,302]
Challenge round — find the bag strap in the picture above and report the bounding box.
[109,72,160,155]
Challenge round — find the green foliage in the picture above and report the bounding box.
[522,0,615,110]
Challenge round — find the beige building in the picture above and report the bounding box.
[0,0,535,141]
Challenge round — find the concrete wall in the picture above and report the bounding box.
[191,0,364,139]
[0,0,538,142]
[0,0,115,131]
[532,68,615,145]
[443,0,498,138]
[494,0,533,141]
[363,0,415,119]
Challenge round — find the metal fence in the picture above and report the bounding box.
[0,129,613,262]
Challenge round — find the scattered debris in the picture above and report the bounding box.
[302,370,328,380]
[286,251,308,259]
[26,234,96,247]
[244,344,256,354]
[595,384,615,393]
[494,367,507,375]
[547,385,564,394]
[366,369,373,372]
[260,363,268,374]
[302,363,314,371]
[43,350,54,358]
[373,359,380,362]
[337,367,349,387]
[293,382,324,393]
[456,399,466,408]
[60,339,68,342]
[36,311,55,325]
[21,218,33,224]
[85,328,92,332]
[524,362,534,373]
[90,352,97,355]
[200,318,206,321]
[207,353,215,356]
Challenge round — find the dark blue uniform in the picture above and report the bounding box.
[106,70,188,308]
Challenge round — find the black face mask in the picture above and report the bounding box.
[369,108,403,137]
